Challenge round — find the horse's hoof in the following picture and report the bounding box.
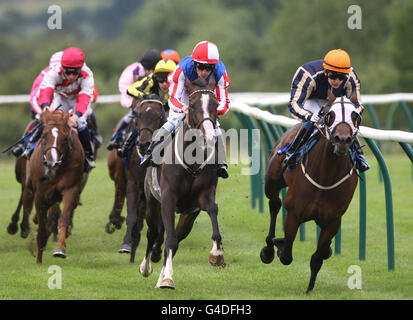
[260,246,275,264]
[273,238,285,257]
[20,230,30,239]
[7,223,18,235]
[139,262,153,277]
[53,248,66,258]
[105,222,116,234]
[52,234,58,242]
[209,254,226,267]
[119,243,131,254]
[150,250,162,263]
[115,216,125,229]
[159,278,175,289]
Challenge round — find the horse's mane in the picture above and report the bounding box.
[42,110,67,123]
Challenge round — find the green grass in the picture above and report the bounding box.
[0,152,412,300]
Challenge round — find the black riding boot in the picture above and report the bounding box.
[107,118,129,151]
[21,125,43,159]
[216,134,228,179]
[78,128,95,170]
[284,122,313,166]
[353,137,370,172]
[140,127,170,167]
[117,129,138,158]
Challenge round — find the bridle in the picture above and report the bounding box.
[186,89,217,130]
[41,122,70,167]
[134,99,166,137]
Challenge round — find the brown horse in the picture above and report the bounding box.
[117,95,167,263]
[145,78,225,289]
[106,146,126,234]
[260,94,361,293]
[25,109,85,263]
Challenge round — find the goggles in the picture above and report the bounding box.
[326,71,347,81]
[63,67,81,75]
[194,62,215,72]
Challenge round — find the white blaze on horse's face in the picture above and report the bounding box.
[51,127,59,163]
[201,94,216,143]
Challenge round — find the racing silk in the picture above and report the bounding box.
[118,62,146,108]
[127,74,169,110]
[288,59,363,121]
[168,56,231,116]
[38,63,95,117]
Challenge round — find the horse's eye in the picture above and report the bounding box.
[324,111,335,127]
[351,111,361,128]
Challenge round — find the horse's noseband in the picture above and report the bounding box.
[187,89,217,130]
[41,123,70,167]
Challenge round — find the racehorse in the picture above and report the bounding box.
[106,144,127,234]
[118,95,167,263]
[24,109,85,263]
[144,77,225,289]
[260,92,361,293]
[7,115,98,242]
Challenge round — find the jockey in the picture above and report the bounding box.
[284,49,369,172]
[36,47,97,170]
[140,41,231,179]
[116,59,177,157]
[106,48,162,151]
[11,51,101,162]
[161,49,181,64]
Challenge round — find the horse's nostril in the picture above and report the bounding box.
[334,135,340,143]
[346,137,352,144]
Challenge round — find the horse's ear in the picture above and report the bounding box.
[207,77,216,90]
[184,77,193,93]
[63,111,69,123]
[350,92,358,105]
[326,89,336,106]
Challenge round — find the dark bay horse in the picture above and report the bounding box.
[118,95,167,263]
[144,78,225,289]
[24,109,85,263]
[260,94,361,293]
[106,146,126,234]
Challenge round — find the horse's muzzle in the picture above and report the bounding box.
[332,134,353,156]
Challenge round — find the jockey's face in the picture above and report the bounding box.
[325,70,347,89]
[158,79,168,93]
[63,67,81,83]
[195,62,215,80]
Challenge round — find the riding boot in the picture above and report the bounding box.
[353,137,370,172]
[284,121,313,166]
[87,113,103,150]
[78,128,96,170]
[117,128,138,158]
[11,143,25,157]
[216,134,228,179]
[21,125,43,160]
[140,127,170,167]
[107,119,129,151]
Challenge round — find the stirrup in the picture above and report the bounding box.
[11,144,24,157]
[107,139,122,151]
[140,153,152,168]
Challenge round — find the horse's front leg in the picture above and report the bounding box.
[156,192,178,289]
[306,217,341,294]
[34,199,50,264]
[206,203,225,267]
[54,187,80,259]
[20,186,34,238]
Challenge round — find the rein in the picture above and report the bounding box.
[174,125,215,177]
[41,122,71,165]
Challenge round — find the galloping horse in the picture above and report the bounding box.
[144,77,225,289]
[260,93,361,293]
[118,95,167,263]
[25,109,85,263]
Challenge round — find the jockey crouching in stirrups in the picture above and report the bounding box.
[282,49,369,172]
[139,41,231,179]
[37,47,97,171]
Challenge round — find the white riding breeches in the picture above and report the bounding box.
[162,110,222,136]
[51,94,92,130]
[303,99,326,115]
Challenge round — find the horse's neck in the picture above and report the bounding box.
[307,136,351,182]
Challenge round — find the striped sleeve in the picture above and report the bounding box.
[288,66,316,120]
[168,66,186,113]
[127,76,152,99]
[216,71,231,116]
[345,69,364,114]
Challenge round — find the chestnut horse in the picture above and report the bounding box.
[118,95,167,263]
[25,109,85,263]
[260,94,361,293]
[144,78,225,289]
